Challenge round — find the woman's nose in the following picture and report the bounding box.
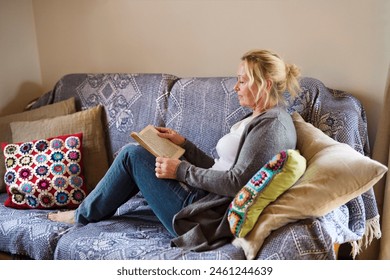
[234,82,240,92]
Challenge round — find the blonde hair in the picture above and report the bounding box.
[241,49,301,111]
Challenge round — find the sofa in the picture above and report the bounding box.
[0,73,386,260]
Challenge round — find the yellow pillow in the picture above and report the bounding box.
[0,98,76,192]
[228,149,306,238]
[233,112,388,259]
[10,106,109,193]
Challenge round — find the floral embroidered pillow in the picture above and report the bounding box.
[228,149,306,238]
[1,133,87,209]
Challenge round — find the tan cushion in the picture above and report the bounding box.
[233,112,388,259]
[10,106,109,193]
[0,98,76,192]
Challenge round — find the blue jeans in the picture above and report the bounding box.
[75,144,207,236]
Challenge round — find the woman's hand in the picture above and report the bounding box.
[155,157,181,179]
[155,127,186,146]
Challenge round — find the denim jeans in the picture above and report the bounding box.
[75,144,207,236]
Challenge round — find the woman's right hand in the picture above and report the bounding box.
[155,127,186,146]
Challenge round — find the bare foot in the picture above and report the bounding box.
[48,210,76,224]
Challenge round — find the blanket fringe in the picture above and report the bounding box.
[350,215,381,259]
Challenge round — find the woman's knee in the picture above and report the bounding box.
[117,144,153,164]
[118,144,145,158]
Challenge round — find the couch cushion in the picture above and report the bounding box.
[0,193,73,259]
[53,193,246,260]
[0,98,76,193]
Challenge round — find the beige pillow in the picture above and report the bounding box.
[10,105,109,193]
[0,98,76,192]
[233,112,388,259]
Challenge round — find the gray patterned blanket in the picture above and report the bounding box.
[0,74,380,259]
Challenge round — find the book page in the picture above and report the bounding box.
[131,125,185,159]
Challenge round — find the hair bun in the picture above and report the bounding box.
[286,63,300,78]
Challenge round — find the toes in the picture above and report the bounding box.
[47,210,76,224]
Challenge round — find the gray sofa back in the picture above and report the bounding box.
[33,73,370,161]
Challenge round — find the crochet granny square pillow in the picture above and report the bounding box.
[1,133,87,209]
[0,97,76,193]
[10,105,109,193]
[228,149,306,238]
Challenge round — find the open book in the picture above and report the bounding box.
[130,125,185,159]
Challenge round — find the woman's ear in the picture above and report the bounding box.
[266,79,273,91]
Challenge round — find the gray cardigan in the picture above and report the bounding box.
[172,106,297,251]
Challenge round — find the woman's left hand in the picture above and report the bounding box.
[155,157,181,179]
[155,127,186,146]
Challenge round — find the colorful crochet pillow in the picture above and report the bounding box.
[0,97,76,193]
[228,149,306,238]
[1,133,87,209]
[10,105,109,193]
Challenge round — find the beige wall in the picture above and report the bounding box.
[0,0,42,116]
[2,0,389,147]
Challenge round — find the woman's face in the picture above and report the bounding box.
[234,62,258,110]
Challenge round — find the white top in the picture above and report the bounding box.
[211,115,255,171]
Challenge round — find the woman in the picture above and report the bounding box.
[49,49,301,251]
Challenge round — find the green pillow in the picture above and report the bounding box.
[228,149,306,238]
